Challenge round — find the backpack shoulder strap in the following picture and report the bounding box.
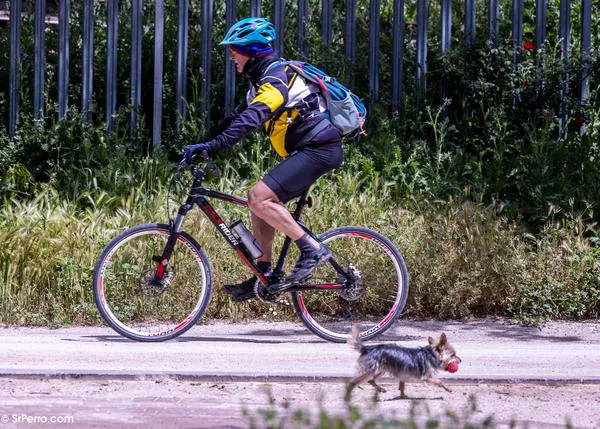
[264,58,290,74]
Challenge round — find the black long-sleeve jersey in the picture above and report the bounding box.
[208,52,339,157]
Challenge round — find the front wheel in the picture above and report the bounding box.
[291,226,409,343]
[93,223,212,341]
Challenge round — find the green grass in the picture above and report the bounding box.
[1,156,598,326]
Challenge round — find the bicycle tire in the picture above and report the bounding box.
[93,223,212,342]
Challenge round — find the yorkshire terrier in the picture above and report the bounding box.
[345,326,462,401]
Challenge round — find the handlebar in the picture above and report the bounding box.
[177,150,220,178]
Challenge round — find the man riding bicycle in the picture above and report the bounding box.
[183,17,344,302]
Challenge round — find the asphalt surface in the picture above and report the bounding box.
[1,319,600,429]
[1,319,599,383]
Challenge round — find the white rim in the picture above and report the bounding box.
[98,229,207,338]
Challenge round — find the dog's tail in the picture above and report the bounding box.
[348,324,364,353]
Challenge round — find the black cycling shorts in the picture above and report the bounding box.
[262,142,344,203]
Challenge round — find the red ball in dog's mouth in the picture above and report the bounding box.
[446,362,459,373]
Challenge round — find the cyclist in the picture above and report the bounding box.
[183,17,344,301]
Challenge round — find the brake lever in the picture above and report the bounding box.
[200,150,221,177]
[176,159,188,173]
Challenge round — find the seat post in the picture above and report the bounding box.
[291,188,310,221]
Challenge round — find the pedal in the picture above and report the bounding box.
[233,290,256,302]
[266,274,311,294]
[266,281,293,294]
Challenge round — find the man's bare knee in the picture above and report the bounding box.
[248,182,281,214]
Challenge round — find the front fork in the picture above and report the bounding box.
[151,203,192,285]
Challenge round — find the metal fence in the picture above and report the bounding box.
[2,0,595,146]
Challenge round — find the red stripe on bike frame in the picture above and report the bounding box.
[203,203,224,224]
[218,195,248,207]
[236,248,269,285]
[315,284,342,289]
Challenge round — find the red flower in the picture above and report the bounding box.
[523,40,534,51]
[524,79,529,86]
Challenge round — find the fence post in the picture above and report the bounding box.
[535,0,547,50]
[176,0,189,132]
[322,0,333,68]
[580,0,591,135]
[82,0,94,122]
[464,0,475,46]
[34,0,46,122]
[344,0,357,86]
[201,0,213,126]
[273,0,284,57]
[512,0,523,65]
[152,0,165,148]
[580,0,591,105]
[391,0,404,114]
[130,0,143,140]
[225,0,237,114]
[58,0,70,120]
[249,0,260,17]
[440,0,451,104]
[368,0,380,105]
[9,0,21,137]
[416,0,428,111]
[559,0,570,135]
[297,0,308,58]
[106,0,119,134]
[488,0,499,47]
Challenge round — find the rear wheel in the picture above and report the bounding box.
[291,226,409,343]
[93,223,212,341]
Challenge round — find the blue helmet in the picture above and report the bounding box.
[220,17,276,46]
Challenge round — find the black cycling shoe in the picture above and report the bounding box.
[223,272,275,302]
[286,245,331,284]
[223,276,259,302]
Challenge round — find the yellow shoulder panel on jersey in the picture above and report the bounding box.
[251,83,285,112]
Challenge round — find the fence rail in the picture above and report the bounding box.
[2,0,596,144]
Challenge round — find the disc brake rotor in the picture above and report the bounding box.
[339,264,364,302]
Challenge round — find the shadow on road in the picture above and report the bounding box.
[63,335,324,344]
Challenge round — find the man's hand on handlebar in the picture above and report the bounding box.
[183,142,214,165]
[178,146,220,176]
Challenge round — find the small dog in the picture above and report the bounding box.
[345,326,461,401]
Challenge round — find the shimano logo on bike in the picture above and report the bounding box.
[219,223,239,245]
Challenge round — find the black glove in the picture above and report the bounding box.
[183,142,213,165]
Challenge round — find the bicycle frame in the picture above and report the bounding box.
[154,166,351,291]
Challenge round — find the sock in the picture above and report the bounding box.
[295,232,321,253]
[257,261,272,273]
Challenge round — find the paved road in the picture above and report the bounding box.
[1,319,599,382]
[1,319,600,428]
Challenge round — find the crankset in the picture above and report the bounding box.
[254,273,290,305]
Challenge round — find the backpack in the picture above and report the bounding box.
[268,59,367,137]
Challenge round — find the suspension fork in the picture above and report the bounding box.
[151,200,193,283]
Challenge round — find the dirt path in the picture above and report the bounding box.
[0,378,598,429]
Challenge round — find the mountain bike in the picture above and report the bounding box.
[92,156,409,343]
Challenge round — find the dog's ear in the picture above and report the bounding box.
[428,336,435,345]
[439,333,447,346]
